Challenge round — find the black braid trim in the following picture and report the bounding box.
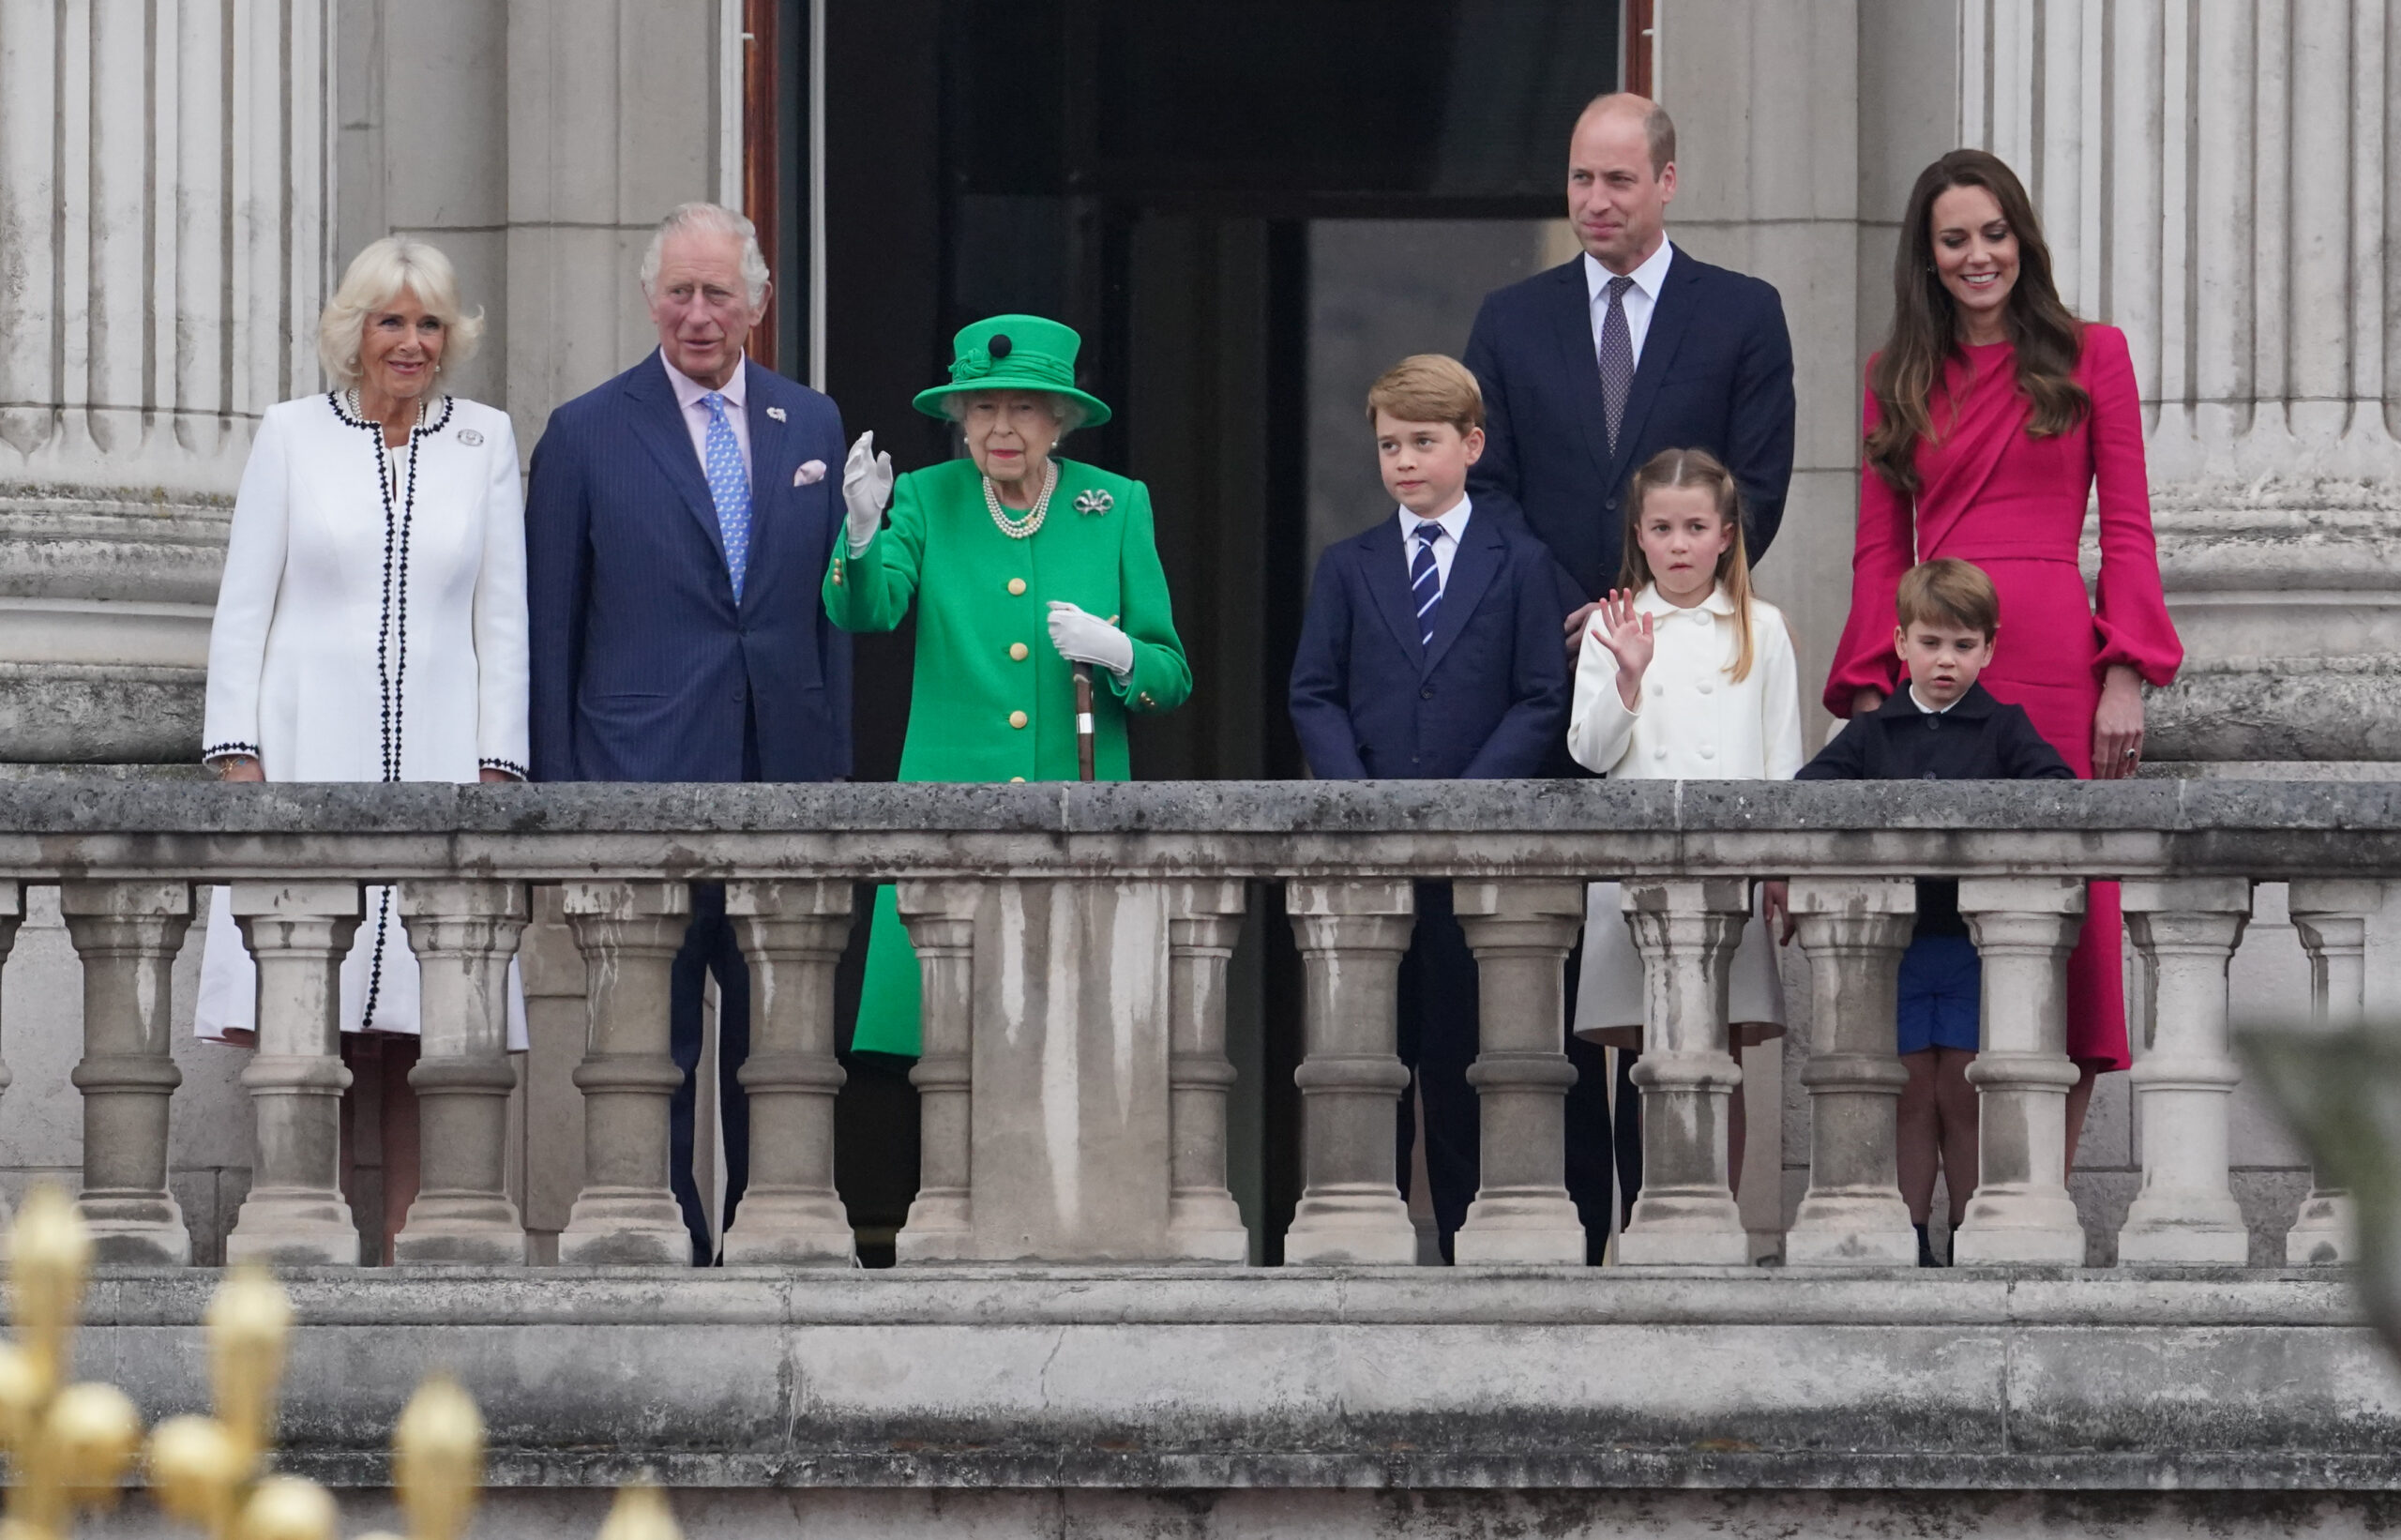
[203,741,261,760]
[478,757,529,780]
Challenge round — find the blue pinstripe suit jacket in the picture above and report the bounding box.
[525,350,853,783]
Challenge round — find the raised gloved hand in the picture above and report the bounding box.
[1046,601,1135,678]
[842,430,893,554]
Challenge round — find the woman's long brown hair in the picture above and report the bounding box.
[1618,447,1759,683]
[1865,148,2090,493]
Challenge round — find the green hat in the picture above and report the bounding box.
[913,314,1111,428]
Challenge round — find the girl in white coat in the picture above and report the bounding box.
[1567,447,1805,1192]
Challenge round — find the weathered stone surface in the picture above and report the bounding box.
[68,1270,2401,1492]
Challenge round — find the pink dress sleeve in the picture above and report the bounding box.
[2080,325,2182,687]
[1823,370,1914,715]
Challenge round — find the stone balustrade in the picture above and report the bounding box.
[0,777,2387,1272]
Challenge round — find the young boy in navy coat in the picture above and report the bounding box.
[1289,354,1571,1261]
[1796,558,2071,1265]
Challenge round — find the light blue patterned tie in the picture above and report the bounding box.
[1412,524,1444,648]
[702,392,751,600]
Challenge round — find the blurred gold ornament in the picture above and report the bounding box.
[142,1263,340,1540]
[0,1186,145,1540]
[596,1484,683,1540]
[390,1378,481,1540]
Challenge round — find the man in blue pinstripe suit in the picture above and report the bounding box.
[526,203,853,1264]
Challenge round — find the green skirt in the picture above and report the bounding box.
[851,884,924,1058]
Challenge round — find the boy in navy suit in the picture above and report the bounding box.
[1796,559,2072,1265]
[1289,355,1571,1261]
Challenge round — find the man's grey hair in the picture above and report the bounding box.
[639,202,771,308]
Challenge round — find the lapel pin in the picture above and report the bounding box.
[1073,490,1113,516]
[765,405,788,422]
[458,428,484,446]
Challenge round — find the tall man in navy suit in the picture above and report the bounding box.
[525,202,852,1264]
[1463,94,1797,1260]
[1290,355,1569,1261]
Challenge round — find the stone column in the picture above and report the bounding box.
[1283,880,1417,1266]
[2117,879,2253,1264]
[1165,881,1251,1264]
[2285,878,2381,1264]
[1616,880,1752,1266]
[60,881,194,1263]
[224,881,362,1265]
[1784,879,1918,1268]
[1963,1,2401,764]
[394,881,529,1264]
[1451,881,1586,1265]
[0,0,331,762]
[720,880,854,1266]
[1953,876,2087,1265]
[895,881,980,1263]
[557,882,691,1265]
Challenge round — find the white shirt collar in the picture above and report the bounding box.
[1584,238,1676,309]
[662,350,748,411]
[1908,685,1965,715]
[1632,579,1735,617]
[1398,492,1472,545]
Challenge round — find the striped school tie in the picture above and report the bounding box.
[1412,523,1445,648]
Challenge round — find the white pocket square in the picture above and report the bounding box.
[795,460,827,486]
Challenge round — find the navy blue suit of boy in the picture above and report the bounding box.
[525,204,852,1264]
[1290,355,1570,1261]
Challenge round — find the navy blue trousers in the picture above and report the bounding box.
[668,708,762,1264]
[1395,882,1479,1261]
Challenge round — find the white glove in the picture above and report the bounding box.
[842,430,893,554]
[1047,601,1135,678]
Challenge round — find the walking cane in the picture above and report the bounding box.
[1073,664,1096,781]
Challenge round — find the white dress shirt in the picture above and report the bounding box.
[1909,684,1964,715]
[1397,493,1472,593]
[1584,238,1677,370]
[662,350,753,478]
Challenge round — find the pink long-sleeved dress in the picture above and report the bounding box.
[1825,324,2183,1070]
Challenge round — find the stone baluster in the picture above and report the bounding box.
[2117,880,2253,1265]
[2284,879,2381,1265]
[394,881,530,1264]
[1952,877,2087,1265]
[1784,879,1918,1267]
[1165,881,1251,1263]
[1451,881,1586,1264]
[557,882,692,1265]
[61,881,194,1263]
[1616,879,1751,1266]
[223,881,362,1265]
[895,881,982,1263]
[1283,880,1417,1265]
[721,880,855,1266]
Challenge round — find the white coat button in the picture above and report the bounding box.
[1697,680,1714,694]
[1654,747,1668,761]
[1699,746,1716,760]
[1692,611,1710,625]
[1652,683,1664,697]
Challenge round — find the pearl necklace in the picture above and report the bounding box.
[983,461,1058,540]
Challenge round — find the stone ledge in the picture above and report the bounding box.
[68,1271,2401,1493]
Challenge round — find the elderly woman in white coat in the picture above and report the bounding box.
[197,234,529,1259]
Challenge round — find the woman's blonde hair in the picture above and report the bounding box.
[1618,447,1761,683]
[317,235,484,389]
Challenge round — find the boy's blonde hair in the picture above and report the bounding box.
[1896,558,2001,641]
[1366,355,1485,435]
[1618,447,1761,683]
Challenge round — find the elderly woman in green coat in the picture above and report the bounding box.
[828,315,1192,1057]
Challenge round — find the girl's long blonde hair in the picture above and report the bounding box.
[1617,447,1759,683]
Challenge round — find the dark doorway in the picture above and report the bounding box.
[803,0,1623,1260]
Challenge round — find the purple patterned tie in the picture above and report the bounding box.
[1598,273,1635,455]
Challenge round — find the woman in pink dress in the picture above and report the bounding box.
[1825,148,2182,1165]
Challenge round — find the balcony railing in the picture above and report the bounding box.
[0,778,2379,1272]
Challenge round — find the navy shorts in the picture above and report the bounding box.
[1896,933,1980,1055]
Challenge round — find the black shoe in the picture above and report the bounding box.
[1915,1222,1936,1268]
